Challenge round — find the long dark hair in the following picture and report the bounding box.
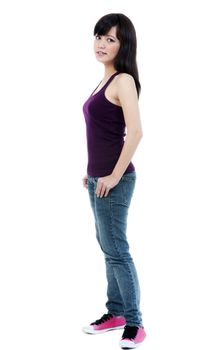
[94,13,141,97]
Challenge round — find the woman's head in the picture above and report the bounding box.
[93,13,141,96]
[94,26,121,67]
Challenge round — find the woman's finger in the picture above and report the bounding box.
[99,184,106,198]
[82,177,88,188]
[104,186,110,197]
[96,180,102,196]
[96,179,106,197]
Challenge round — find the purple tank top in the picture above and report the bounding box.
[83,71,135,177]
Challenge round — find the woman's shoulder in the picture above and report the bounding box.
[115,73,136,93]
[116,72,135,87]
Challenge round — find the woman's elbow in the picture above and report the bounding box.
[134,127,143,139]
[127,129,143,141]
[137,129,143,139]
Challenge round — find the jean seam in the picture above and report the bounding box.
[109,194,122,257]
[110,192,135,300]
[126,261,139,310]
[109,187,141,325]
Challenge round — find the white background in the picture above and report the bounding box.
[0,1,215,349]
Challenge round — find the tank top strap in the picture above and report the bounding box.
[91,71,120,96]
[105,71,120,87]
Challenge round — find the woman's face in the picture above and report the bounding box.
[94,26,120,65]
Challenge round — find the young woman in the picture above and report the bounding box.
[82,13,146,349]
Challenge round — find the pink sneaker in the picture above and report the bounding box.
[82,313,126,334]
[119,325,146,349]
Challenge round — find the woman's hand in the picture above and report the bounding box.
[82,175,88,189]
[96,174,120,198]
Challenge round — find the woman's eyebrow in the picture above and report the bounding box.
[105,34,117,39]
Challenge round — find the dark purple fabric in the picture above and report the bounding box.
[83,72,135,177]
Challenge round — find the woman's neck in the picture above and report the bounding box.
[103,66,117,80]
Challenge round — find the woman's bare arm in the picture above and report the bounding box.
[95,73,143,198]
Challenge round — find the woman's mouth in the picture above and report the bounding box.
[96,51,107,56]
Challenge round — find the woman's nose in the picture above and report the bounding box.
[98,39,105,49]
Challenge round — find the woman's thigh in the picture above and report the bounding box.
[94,172,136,257]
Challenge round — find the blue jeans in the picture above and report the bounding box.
[87,171,143,327]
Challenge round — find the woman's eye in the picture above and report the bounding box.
[95,35,115,43]
[107,38,114,43]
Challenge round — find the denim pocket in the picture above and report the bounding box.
[121,174,136,207]
[109,172,136,207]
[121,171,136,182]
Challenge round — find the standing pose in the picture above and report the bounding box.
[82,13,146,349]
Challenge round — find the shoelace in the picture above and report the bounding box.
[121,325,139,340]
[91,313,113,325]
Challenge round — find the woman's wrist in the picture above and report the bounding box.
[111,170,123,182]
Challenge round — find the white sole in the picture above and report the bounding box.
[119,339,139,349]
[82,325,125,334]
